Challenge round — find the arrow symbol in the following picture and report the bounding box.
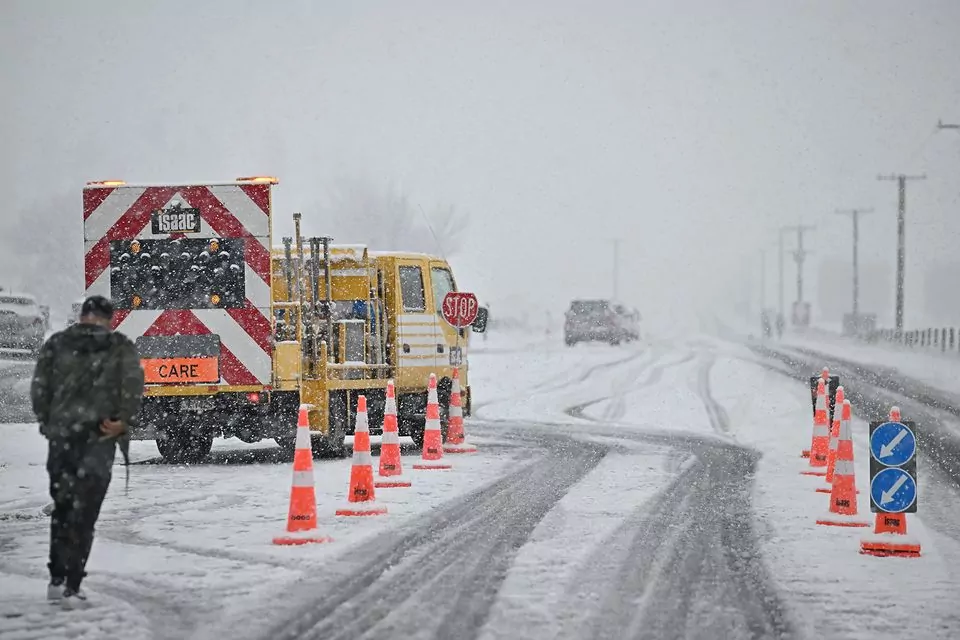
[879,428,909,459]
[880,474,908,506]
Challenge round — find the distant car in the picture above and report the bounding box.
[0,291,47,354]
[564,299,639,346]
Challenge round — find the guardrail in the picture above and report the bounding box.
[862,327,960,352]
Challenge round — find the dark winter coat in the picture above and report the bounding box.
[30,323,144,443]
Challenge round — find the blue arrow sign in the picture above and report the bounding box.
[870,467,917,513]
[869,421,916,467]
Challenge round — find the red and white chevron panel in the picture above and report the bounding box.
[82,183,273,387]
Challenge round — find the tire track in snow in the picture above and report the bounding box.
[565,349,695,422]
[260,430,608,640]
[551,350,795,640]
[474,348,649,417]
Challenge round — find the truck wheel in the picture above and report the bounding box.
[311,395,347,459]
[156,427,214,464]
[311,431,347,459]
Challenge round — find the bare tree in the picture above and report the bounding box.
[5,190,82,315]
[314,175,469,257]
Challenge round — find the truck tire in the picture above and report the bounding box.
[403,386,451,448]
[156,426,214,464]
[312,392,348,459]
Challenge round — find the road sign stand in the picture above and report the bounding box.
[861,418,921,557]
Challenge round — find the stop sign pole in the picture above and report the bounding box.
[441,292,479,365]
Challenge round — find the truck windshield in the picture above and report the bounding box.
[110,238,246,310]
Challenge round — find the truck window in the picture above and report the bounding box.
[431,267,456,309]
[399,265,426,312]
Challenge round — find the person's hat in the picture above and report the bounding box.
[80,295,114,320]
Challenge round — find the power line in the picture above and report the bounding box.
[877,174,927,334]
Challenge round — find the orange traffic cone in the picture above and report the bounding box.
[444,368,477,454]
[817,387,846,493]
[273,405,333,545]
[413,374,453,470]
[860,406,921,557]
[802,367,831,458]
[375,380,412,489]
[801,379,830,476]
[336,395,387,516]
[816,399,869,527]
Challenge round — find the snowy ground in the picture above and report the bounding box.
[2,328,960,639]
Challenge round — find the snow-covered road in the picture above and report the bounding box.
[2,331,960,639]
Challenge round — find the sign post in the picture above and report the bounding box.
[441,292,479,368]
[868,420,918,514]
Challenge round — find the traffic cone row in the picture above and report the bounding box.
[800,369,920,557]
[273,371,477,544]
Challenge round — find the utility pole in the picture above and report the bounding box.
[877,174,926,334]
[760,249,767,312]
[835,208,874,317]
[612,239,620,300]
[782,224,815,308]
[777,228,787,322]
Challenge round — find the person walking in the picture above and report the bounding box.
[30,295,144,609]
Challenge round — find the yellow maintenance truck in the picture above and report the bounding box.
[270,215,488,458]
[82,177,487,462]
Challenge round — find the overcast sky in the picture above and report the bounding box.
[3,1,959,330]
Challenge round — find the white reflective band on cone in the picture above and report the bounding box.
[449,405,462,418]
[295,424,312,448]
[382,429,400,445]
[385,396,397,415]
[833,458,855,476]
[292,470,315,487]
[355,414,370,433]
[813,423,830,437]
[839,416,853,441]
[353,451,373,466]
[424,418,441,433]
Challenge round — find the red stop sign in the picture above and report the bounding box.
[441,292,479,328]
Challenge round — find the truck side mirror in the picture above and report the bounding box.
[471,307,489,333]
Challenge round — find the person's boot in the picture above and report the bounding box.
[61,586,90,610]
[46,578,65,602]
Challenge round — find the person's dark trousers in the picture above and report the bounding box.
[46,431,116,591]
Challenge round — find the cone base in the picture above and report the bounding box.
[816,512,871,527]
[336,503,388,517]
[860,531,922,557]
[800,450,810,458]
[443,443,478,454]
[815,486,859,494]
[272,532,334,546]
[413,462,453,470]
[375,478,412,488]
[800,469,827,476]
